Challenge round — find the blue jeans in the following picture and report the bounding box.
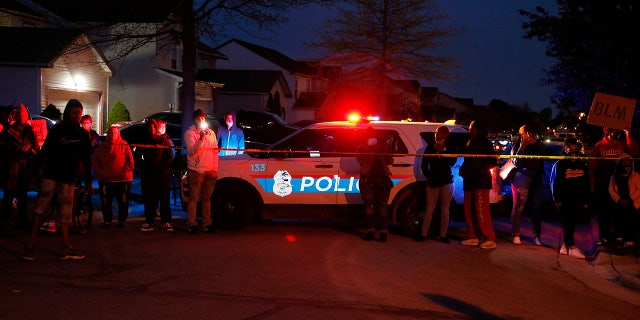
[510,170,533,236]
[421,183,454,237]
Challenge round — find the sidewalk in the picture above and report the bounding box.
[486,214,640,305]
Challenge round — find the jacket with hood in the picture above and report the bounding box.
[609,153,640,210]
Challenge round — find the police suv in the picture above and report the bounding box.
[184,119,503,235]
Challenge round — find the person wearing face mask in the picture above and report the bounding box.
[139,119,174,232]
[550,138,589,258]
[415,126,457,243]
[608,154,640,251]
[356,127,394,242]
[217,111,245,156]
[509,125,548,246]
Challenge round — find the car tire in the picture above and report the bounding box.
[211,181,260,229]
[392,188,425,237]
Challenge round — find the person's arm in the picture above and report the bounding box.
[238,129,245,154]
[82,134,93,193]
[124,143,135,174]
[185,129,201,157]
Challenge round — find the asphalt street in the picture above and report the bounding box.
[1,186,639,319]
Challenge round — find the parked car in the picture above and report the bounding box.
[141,111,220,133]
[235,110,300,149]
[118,122,185,171]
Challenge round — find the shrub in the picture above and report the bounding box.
[107,100,131,127]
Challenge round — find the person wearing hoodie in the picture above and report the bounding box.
[93,126,134,228]
[608,153,640,249]
[23,99,92,261]
[550,138,589,259]
[0,103,38,229]
[217,111,245,156]
[590,127,629,246]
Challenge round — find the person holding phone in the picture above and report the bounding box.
[184,109,218,234]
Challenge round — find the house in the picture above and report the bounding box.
[213,39,327,123]
[420,87,472,123]
[0,26,112,132]
[194,69,291,118]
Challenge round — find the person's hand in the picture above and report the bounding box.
[199,130,205,140]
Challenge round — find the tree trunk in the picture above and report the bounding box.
[180,0,197,148]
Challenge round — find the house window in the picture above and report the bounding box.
[203,59,209,68]
[171,47,178,70]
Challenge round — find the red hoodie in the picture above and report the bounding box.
[94,135,134,182]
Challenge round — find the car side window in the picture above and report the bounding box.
[323,128,407,155]
[271,129,332,158]
[420,131,469,154]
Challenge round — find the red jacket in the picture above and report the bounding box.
[94,138,134,182]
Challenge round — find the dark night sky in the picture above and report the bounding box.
[225,0,558,112]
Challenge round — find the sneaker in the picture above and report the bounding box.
[117,222,125,228]
[512,236,522,245]
[140,223,154,232]
[479,240,497,249]
[363,231,375,241]
[23,246,35,261]
[59,246,86,260]
[99,222,111,228]
[437,236,450,244]
[559,244,568,255]
[414,234,428,242]
[461,238,479,246]
[568,247,586,259]
[46,220,57,233]
[187,225,198,234]
[376,233,388,243]
[533,236,542,246]
[163,222,174,232]
[202,225,215,234]
[596,238,608,246]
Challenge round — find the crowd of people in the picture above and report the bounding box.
[0,99,247,260]
[1,100,639,261]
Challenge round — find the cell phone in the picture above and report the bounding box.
[199,122,208,130]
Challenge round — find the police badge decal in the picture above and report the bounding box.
[273,170,293,197]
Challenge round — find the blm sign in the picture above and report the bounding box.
[587,92,636,130]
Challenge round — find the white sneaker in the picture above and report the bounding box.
[534,236,542,246]
[163,222,174,232]
[559,244,568,255]
[140,223,154,232]
[512,236,522,245]
[461,238,479,246]
[568,247,585,259]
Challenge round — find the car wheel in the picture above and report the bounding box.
[211,181,260,229]
[392,189,425,237]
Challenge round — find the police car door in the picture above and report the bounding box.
[260,129,340,204]
[335,128,410,205]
